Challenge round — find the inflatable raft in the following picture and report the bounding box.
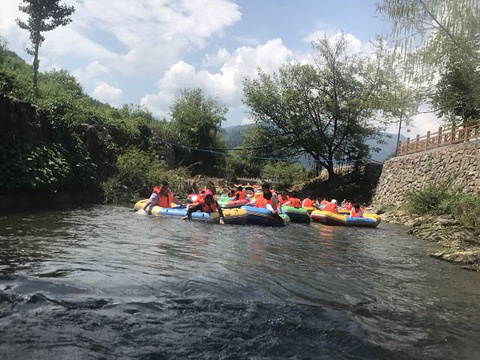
[311,210,381,228]
[134,200,281,226]
[242,206,290,227]
[134,200,219,222]
[282,206,310,223]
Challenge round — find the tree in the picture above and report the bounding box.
[377,0,480,127]
[431,50,480,126]
[169,88,227,176]
[243,35,386,180]
[16,0,75,91]
[376,0,479,64]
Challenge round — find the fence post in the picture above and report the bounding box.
[426,131,430,150]
[406,137,410,154]
[437,127,442,147]
[415,134,420,152]
[465,125,470,142]
[450,125,455,145]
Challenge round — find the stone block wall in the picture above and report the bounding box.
[372,142,480,207]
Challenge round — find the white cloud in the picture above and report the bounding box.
[141,38,293,120]
[304,30,373,55]
[92,81,123,105]
[73,60,110,83]
[1,0,242,99]
[242,117,254,125]
[204,48,230,68]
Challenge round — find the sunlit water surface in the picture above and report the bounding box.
[0,205,479,359]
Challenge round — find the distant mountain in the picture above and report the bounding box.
[221,124,406,163]
[367,133,407,162]
[221,124,257,148]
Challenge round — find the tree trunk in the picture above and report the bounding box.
[326,162,336,181]
[32,32,40,93]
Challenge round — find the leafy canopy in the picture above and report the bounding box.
[243,35,388,179]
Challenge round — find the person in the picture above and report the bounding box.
[183,191,225,224]
[313,197,322,208]
[344,201,353,211]
[235,186,246,201]
[320,198,329,205]
[341,199,347,208]
[143,186,160,214]
[323,199,338,213]
[246,183,279,213]
[302,196,313,208]
[157,181,179,208]
[283,192,301,208]
[350,203,364,218]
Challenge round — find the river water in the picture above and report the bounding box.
[0,205,479,360]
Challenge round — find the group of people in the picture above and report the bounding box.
[143,182,365,221]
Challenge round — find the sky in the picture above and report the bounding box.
[0,0,440,136]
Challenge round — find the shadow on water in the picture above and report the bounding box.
[1,205,480,359]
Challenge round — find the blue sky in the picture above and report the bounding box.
[1,0,439,134]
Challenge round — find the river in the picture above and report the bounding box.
[0,205,479,359]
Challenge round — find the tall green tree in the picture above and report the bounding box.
[431,50,480,126]
[16,0,75,91]
[243,35,387,180]
[169,88,227,176]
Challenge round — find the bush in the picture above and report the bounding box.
[261,161,308,188]
[403,182,480,233]
[101,148,192,203]
[0,141,70,193]
[403,182,457,215]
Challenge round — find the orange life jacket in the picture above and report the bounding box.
[323,202,337,213]
[321,199,329,205]
[196,197,217,213]
[345,202,352,210]
[253,194,274,208]
[157,190,173,208]
[288,197,301,208]
[303,198,313,207]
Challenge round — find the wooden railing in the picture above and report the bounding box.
[396,123,480,156]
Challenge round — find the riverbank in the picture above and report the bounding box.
[378,209,480,272]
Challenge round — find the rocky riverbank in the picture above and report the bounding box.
[378,210,480,272]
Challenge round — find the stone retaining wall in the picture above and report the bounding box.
[373,141,480,206]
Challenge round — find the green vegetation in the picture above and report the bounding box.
[243,35,405,180]
[261,162,309,189]
[403,183,480,233]
[0,40,190,202]
[377,0,480,127]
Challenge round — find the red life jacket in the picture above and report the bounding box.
[288,197,301,208]
[345,202,352,210]
[235,190,246,200]
[157,190,173,208]
[303,198,313,207]
[321,199,329,205]
[323,202,337,213]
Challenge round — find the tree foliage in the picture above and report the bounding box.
[16,0,75,90]
[169,88,227,176]
[377,0,480,127]
[243,35,388,180]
